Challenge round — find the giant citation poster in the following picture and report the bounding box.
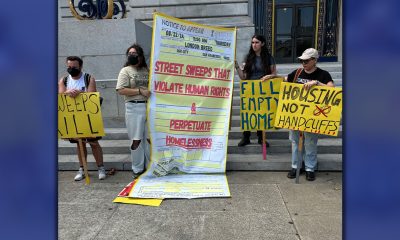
[129,12,236,199]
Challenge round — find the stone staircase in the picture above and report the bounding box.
[58,62,342,172]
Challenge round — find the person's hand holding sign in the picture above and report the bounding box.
[303,80,319,91]
[65,88,81,98]
[261,75,274,81]
[139,87,151,98]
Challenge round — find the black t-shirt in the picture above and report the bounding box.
[287,67,333,85]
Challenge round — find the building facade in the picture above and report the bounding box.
[252,0,341,63]
[59,0,342,64]
[58,0,341,126]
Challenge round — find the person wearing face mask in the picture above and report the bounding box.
[58,56,106,181]
[264,48,335,181]
[235,34,277,147]
[116,44,151,179]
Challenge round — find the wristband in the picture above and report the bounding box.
[138,88,141,95]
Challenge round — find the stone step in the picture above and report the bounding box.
[58,153,342,171]
[99,126,342,140]
[227,153,342,171]
[230,81,343,96]
[229,115,343,128]
[130,0,247,8]
[58,138,342,155]
[142,16,254,28]
[231,79,343,87]
[276,63,343,73]
[104,113,343,128]
[273,71,342,79]
[127,1,249,20]
[231,87,342,106]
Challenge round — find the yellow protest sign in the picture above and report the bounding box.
[58,92,105,138]
[240,78,283,131]
[112,197,163,207]
[274,82,342,136]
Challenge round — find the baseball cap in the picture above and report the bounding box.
[298,48,319,60]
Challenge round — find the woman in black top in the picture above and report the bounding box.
[235,34,276,147]
[264,48,335,181]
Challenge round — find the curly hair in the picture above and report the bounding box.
[124,43,149,70]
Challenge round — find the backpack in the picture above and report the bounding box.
[63,73,91,90]
[64,73,103,105]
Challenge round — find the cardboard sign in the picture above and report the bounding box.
[240,78,283,131]
[274,82,342,136]
[58,92,105,138]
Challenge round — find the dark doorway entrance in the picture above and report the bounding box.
[274,4,316,63]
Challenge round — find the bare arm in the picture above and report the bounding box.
[261,74,287,81]
[117,87,141,96]
[303,80,335,91]
[261,64,278,81]
[58,77,66,93]
[325,81,335,87]
[270,64,277,75]
[138,87,151,98]
[87,76,97,92]
[58,77,81,97]
[234,61,246,80]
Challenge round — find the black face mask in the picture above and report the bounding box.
[128,55,139,66]
[67,67,81,77]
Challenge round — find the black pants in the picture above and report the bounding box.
[242,131,263,139]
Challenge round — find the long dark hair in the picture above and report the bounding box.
[124,44,148,70]
[243,34,272,77]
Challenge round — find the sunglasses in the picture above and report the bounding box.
[300,58,314,64]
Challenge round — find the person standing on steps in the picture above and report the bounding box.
[116,44,151,179]
[263,48,335,181]
[235,34,277,147]
[58,56,106,181]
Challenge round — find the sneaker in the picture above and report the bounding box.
[74,167,85,181]
[98,166,106,180]
[306,171,315,181]
[238,138,250,147]
[258,137,270,147]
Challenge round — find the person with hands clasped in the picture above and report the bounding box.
[235,34,277,147]
[58,56,106,181]
[264,48,335,181]
[116,44,151,179]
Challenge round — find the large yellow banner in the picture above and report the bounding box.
[147,12,236,175]
[58,92,105,138]
[274,82,342,136]
[240,78,283,131]
[127,12,234,199]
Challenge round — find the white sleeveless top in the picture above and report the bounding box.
[66,73,86,92]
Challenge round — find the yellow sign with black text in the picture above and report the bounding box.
[58,92,105,138]
[274,82,342,136]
